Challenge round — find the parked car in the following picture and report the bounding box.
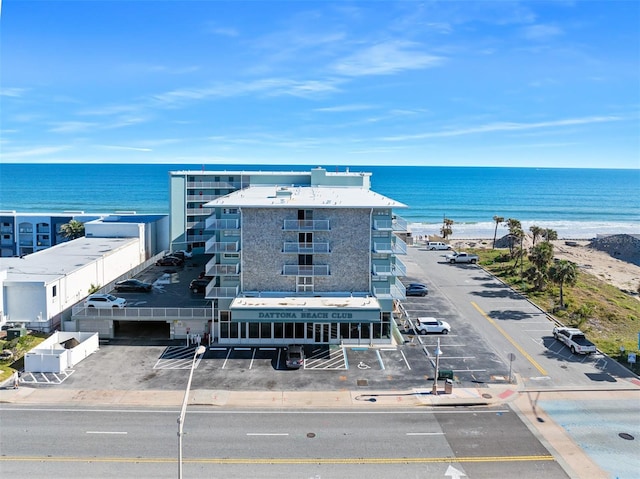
[406,283,429,296]
[84,293,127,309]
[284,345,305,369]
[415,317,450,334]
[426,241,452,250]
[189,278,210,294]
[156,255,184,266]
[170,250,193,260]
[114,279,153,292]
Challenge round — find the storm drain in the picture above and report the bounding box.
[357,379,369,387]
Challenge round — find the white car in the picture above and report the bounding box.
[415,317,450,335]
[84,293,127,309]
[426,241,452,251]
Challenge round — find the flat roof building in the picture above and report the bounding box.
[170,167,408,346]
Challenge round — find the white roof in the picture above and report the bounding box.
[231,295,381,310]
[207,185,406,209]
[0,237,138,283]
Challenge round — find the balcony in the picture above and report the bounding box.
[205,218,239,230]
[373,237,407,255]
[205,239,239,254]
[206,284,239,298]
[187,194,220,201]
[187,180,245,189]
[282,265,330,276]
[283,219,330,231]
[372,259,406,277]
[373,215,408,232]
[187,207,214,215]
[282,242,330,254]
[373,280,406,300]
[206,263,240,276]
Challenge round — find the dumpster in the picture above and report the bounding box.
[6,327,27,340]
[444,379,453,394]
[438,369,453,380]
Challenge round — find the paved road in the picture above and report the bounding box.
[0,405,569,479]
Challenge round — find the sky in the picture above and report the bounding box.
[1,0,639,168]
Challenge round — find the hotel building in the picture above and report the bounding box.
[169,167,408,346]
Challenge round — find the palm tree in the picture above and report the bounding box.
[548,260,578,309]
[526,241,554,290]
[505,218,522,257]
[440,218,454,240]
[529,225,544,246]
[59,219,85,240]
[492,215,504,249]
[543,228,558,241]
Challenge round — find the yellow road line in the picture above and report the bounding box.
[471,301,548,376]
[0,455,556,464]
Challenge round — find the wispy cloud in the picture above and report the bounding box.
[96,144,152,152]
[331,40,443,76]
[314,104,374,113]
[209,27,239,37]
[151,77,343,106]
[383,116,624,141]
[1,87,28,97]
[3,146,70,158]
[48,121,97,133]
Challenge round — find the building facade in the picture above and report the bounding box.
[170,167,408,346]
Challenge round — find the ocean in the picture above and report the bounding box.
[0,163,638,239]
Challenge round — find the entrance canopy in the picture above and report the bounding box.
[230,296,382,323]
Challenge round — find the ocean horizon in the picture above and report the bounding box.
[0,163,638,240]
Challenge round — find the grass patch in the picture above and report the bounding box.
[0,332,48,382]
[474,248,640,373]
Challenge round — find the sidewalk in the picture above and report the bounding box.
[0,382,518,408]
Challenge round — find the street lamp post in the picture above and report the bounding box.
[431,338,442,395]
[178,345,205,479]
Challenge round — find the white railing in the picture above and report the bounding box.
[282,265,330,276]
[186,208,214,215]
[282,242,330,253]
[205,218,239,230]
[205,239,239,253]
[72,307,211,319]
[206,263,240,276]
[187,181,245,189]
[206,285,239,298]
[282,219,330,231]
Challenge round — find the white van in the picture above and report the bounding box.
[426,242,451,251]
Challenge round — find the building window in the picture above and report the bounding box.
[52,285,57,297]
[297,276,313,293]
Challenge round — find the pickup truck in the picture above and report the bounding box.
[552,326,597,355]
[445,252,479,264]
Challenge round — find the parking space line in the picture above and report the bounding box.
[406,432,445,436]
[222,348,232,369]
[376,350,385,370]
[442,356,475,360]
[249,348,257,369]
[400,349,411,370]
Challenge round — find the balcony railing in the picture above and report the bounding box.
[187,181,245,189]
[187,207,214,215]
[373,237,407,255]
[283,219,330,231]
[205,218,239,230]
[206,285,239,298]
[282,242,330,254]
[373,281,406,300]
[372,259,406,277]
[206,263,240,276]
[187,195,221,201]
[205,239,239,254]
[282,265,330,276]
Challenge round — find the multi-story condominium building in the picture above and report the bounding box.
[170,167,408,346]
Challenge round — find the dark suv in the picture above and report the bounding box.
[189,278,210,294]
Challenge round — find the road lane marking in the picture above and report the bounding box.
[406,432,445,436]
[86,431,127,435]
[246,433,289,436]
[471,302,548,376]
[0,455,556,464]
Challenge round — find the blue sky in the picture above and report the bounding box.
[1,1,639,168]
